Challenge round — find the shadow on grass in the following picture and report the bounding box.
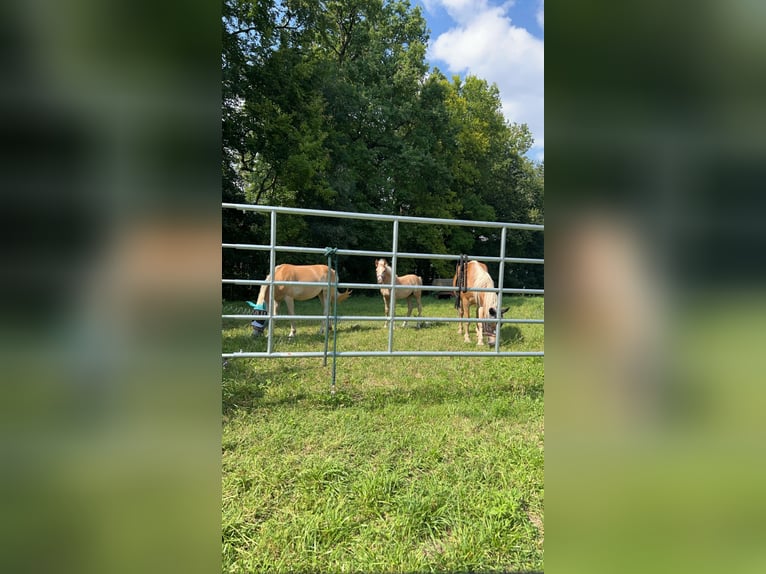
[408,320,444,329]
[344,374,543,412]
[437,324,523,345]
[222,332,265,353]
[499,325,523,344]
[222,361,306,415]
[341,323,379,333]
[223,329,342,352]
[224,372,543,416]
[222,319,247,331]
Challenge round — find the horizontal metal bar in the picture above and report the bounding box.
[222,350,544,358]
[223,203,544,231]
[221,243,545,265]
[223,244,388,257]
[221,278,544,295]
[222,314,544,324]
[222,204,544,363]
[222,279,382,288]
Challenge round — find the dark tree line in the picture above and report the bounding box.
[222,0,543,299]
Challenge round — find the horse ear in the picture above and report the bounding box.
[501,306,510,315]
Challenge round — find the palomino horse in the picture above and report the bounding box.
[453,257,509,345]
[374,259,423,327]
[252,264,352,338]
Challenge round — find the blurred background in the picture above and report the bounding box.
[3,0,766,572]
[547,1,766,572]
[0,1,221,573]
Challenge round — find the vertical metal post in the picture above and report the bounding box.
[387,218,399,353]
[322,247,339,391]
[494,226,507,353]
[267,209,277,354]
[330,256,339,395]
[323,251,332,366]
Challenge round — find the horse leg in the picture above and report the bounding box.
[403,295,414,328]
[271,299,280,336]
[415,291,422,328]
[381,292,390,328]
[463,304,471,343]
[462,300,472,343]
[476,307,484,346]
[319,290,328,335]
[286,297,296,338]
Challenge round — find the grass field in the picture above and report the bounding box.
[222,295,544,573]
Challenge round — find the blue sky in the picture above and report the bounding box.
[413,0,544,160]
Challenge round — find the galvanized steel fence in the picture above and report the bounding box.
[222,203,544,361]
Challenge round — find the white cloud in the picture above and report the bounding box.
[427,3,544,156]
[434,0,519,24]
[432,0,487,24]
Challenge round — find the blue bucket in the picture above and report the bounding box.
[247,301,268,334]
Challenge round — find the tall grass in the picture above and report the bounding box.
[222,296,544,573]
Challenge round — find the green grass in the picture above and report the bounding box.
[222,295,544,355]
[222,295,544,573]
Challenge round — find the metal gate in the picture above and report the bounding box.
[222,203,543,359]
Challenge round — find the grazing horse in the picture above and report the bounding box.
[374,259,423,327]
[252,264,352,338]
[453,257,509,345]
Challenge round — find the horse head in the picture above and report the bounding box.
[248,301,269,337]
[375,259,389,284]
[484,305,510,344]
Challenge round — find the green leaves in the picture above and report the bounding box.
[222,0,543,293]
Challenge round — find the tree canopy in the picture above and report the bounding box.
[222,0,543,296]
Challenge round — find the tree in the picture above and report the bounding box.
[221,0,544,297]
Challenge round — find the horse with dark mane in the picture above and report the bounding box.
[453,256,508,345]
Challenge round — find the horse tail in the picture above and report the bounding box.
[256,273,271,306]
[336,290,353,303]
[327,267,352,303]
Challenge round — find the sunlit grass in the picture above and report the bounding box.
[222,295,544,355]
[222,295,544,573]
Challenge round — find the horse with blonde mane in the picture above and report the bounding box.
[374,259,423,327]
[252,264,352,338]
[452,257,508,345]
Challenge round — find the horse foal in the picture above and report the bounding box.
[374,258,423,328]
